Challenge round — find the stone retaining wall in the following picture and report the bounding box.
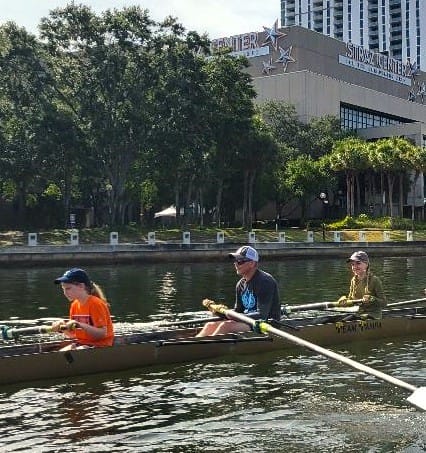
[1,241,426,267]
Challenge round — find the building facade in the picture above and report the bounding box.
[280,0,425,71]
[211,21,426,217]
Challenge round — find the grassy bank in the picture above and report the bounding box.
[1,224,426,247]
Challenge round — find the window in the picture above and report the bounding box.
[340,103,414,131]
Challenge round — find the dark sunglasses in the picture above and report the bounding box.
[234,259,251,265]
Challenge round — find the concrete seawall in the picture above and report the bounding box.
[1,241,426,267]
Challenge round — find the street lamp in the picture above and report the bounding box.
[106,183,113,225]
[319,192,329,241]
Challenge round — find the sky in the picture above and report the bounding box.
[0,0,280,39]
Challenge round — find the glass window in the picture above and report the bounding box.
[340,103,413,131]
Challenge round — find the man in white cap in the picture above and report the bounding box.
[337,250,387,319]
[197,245,281,336]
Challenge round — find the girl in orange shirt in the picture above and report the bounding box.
[52,268,114,350]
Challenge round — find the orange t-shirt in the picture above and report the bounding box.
[69,295,114,347]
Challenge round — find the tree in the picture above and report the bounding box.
[369,137,413,218]
[302,115,351,159]
[405,145,426,222]
[148,22,212,227]
[40,4,158,226]
[327,137,369,216]
[238,115,279,229]
[281,155,331,225]
[0,23,57,226]
[203,50,256,227]
[257,101,304,151]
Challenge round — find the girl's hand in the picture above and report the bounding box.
[337,296,348,306]
[51,320,79,332]
[64,320,80,330]
[51,320,68,332]
[362,295,376,304]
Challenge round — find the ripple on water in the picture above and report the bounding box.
[0,259,425,452]
[1,345,424,453]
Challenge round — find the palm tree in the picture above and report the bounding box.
[404,144,426,222]
[328,138,369,216]
[369,138,413,218]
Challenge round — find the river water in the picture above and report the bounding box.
[0,256,425,452]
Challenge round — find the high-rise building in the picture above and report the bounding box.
[280,0,425,71]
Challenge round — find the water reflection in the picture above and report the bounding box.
[2,339,423,451]
[1,257,426,324]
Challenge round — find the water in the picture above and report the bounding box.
[0,257,425,452]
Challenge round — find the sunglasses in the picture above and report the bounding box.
[234,259,251,265]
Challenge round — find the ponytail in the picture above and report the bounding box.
[89,281,109,306]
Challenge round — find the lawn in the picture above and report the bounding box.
[1,226,425,247]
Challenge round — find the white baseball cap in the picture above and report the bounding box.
[228,246,259,262]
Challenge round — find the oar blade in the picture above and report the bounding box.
[407,387,426,411]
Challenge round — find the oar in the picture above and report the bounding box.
[387,297,426,308]
[202,299,426,411]
[0,322,74,341]
[1,324,56,340]
[283,297,426,314]
[282,299,363,314]
[156,315,224,328]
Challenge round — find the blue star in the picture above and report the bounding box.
[262,57,276,75]
[262,19,286,50]
[417,81,425,103]
[407,59,420,78]
[275,46,296,72]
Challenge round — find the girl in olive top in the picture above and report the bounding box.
[337,251,387,319]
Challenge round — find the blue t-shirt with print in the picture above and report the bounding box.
[234,269,281,320]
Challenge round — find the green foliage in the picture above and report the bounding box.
[43,183,62,200]
[327,215,426,231]
[140,180,158,211]
[1,180,16,200]
[5,6,423,231]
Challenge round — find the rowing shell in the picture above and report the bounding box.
[0,306,424,386]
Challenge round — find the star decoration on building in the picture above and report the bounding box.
[262,57,277,75]
[262,19,286,50]
[406,58,420,79]
[408,88,417,102]
[416,81,425,103]
[408,79,426,103]
[275,46,296,72]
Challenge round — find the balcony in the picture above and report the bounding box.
[390,28,402,36]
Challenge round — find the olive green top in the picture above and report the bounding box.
[348,272,387,319]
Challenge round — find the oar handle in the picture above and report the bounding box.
[0,322,74,340]
[1,325,54,340]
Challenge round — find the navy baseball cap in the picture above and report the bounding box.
[54,268,91,285]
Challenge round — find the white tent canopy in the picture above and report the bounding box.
[154,206,176,218]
